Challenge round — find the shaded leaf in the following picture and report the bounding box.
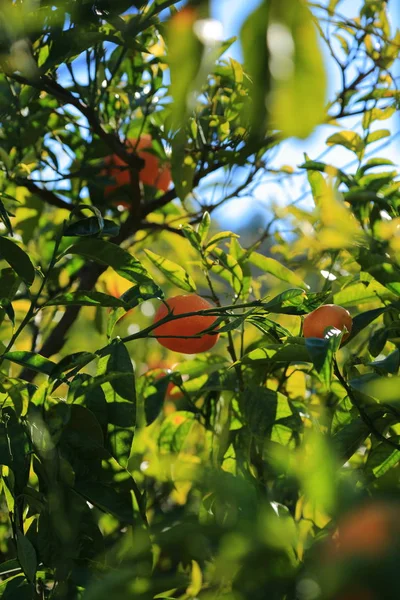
[0,237,35,286]
[63,238,153,285]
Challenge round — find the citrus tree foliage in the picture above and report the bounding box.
[0,0,399,598]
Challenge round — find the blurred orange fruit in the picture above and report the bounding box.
[104,134,171,203]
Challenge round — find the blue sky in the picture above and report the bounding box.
[208,0,400,230]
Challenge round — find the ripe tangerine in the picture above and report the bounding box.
[104,134,171,202]
[303,304,352,341]
[153,294,219,354]
[331,502,400,559]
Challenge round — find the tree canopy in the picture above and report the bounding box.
[0,1,400,599]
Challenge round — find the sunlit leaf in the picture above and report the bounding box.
[249,252,308,289]
[144,249,196,292]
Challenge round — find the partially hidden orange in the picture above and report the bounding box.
[104,134,171,202]
[153,294,219,354]
[303,304,352,341]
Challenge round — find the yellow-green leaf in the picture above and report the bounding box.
[249,252,308,289]
[144,249,196,293]
[268,0,327,138]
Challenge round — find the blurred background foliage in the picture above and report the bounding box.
[0,0,400,599]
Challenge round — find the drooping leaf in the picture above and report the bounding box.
[306,330,343,389]
[97,340,136,467]
[365,437,400,479]
[0,236,35,286]
[331,418,370,464]
[75,481,134,524]
[16,530,37,584]
[241,0,270,135]
[368,349,399,375]
[268,0,327,138]
[64,216,119,238]
[62,238,153,285]
[167,6,203,129]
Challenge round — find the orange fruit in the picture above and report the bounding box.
[303,304,352,341]
[332,502,400,559]
[334,588,375,600]
[104,134,171,201]
[153,294,219,354]
[144,367,184,416]
[147,363,184,401]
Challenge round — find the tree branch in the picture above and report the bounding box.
[17,179,73,211]
[9,73,144,170]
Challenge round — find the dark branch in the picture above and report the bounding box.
[18,179,73,211]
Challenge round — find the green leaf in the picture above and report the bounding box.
[44,291,128,308]
[343,305,387,346]
[0,574,32,599]
[268,0,326,138]
[243,385,295,439]
[75,481,134,524]
[4,351,57,376]
[64,217,119,238]
[369,327,389,358]
[181,225,202,253]
[365,437,400,479]
[210,248,243,294]
[97,340,136,467]
[159,411,197,453]
[326,131,364,155]
[0,237,35,286]
[304,164,328,206]
[368,349,400,375]
[249,252,308,289]
[366,129,390,144]
[3,408,30,493]
[62,238,153,285]
[107,282,163,339]
[198,211,211,243]
[241,0,270,135]
[204,231,240,254]
[306,331,343,389]
[50,352,97,381]
[358,157,395,175]
[242,343,311,365]
[167,7,203,128]
[0,268,20,326]
[263,288,307,314]
[0,559,21,577]
[171,132,196,202]
[0,196,13,235]
[331,418,370,463]
[16,530,37,584]
[144,249,196,292]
